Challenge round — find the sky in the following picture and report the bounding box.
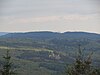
[0,0,100,33]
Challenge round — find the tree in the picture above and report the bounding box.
[1,50,15,75]
[65,45,100,75]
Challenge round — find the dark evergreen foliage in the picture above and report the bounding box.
[66,45,100,75]
[0,50,15,75]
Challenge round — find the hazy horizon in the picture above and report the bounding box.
[0,0,100,33]
[0,30,100,34]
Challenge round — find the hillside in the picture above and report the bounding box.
[1,31,100,39]
[0,31,100,75]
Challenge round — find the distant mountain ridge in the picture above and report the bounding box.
[1,31,100,40]
[0,32,8,36]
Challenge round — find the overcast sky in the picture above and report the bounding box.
[0,0,100,33]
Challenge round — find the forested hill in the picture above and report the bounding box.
[0,31,100,75]
[1,31,100,40]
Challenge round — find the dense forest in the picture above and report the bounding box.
[0,31,100,75]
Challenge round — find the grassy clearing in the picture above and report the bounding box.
[0,46,53,52]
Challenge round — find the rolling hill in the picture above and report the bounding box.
[1,31,100,39]
[0,31,100,75]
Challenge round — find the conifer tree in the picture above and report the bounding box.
[66,45,100,75]
[1,50,15,75]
